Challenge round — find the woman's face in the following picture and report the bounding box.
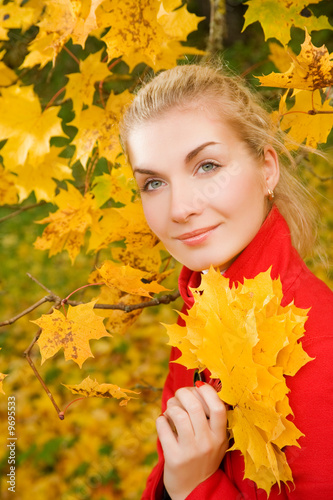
[127,106,278,272]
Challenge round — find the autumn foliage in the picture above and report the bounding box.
[0,0,332,499]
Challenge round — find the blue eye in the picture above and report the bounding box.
[142,179,163,191]
[199,162,219,173]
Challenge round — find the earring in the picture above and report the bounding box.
[267,188,275,201]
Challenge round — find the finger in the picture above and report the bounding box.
[167,387,210,416]
[156,414,178,456]
[164,404,201,447]
[171,388,211,440]
[194,383,227,437]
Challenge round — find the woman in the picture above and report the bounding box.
[119,63,333,499]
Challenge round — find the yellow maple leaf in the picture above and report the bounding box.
[0,349,8,394]
[258,30,333,91]
[0,85,66,170]
[163,267,312,495]
[91,165,135,208]
[70,90,132,168]
[65,49,111,120]
[115,201,160,249]
[89,197,160,257]
[0,51,17,86]
[0,165,18,205]
[32,301,111,367]
[22,0,103,67]
[268,42,294,72]
[88,281,150,335]
[112,241,166,274]
[280,89,333,149]
[10,147,73,202]
[98,261,171,298]
[95,0,204,71]
[34,183,102,263]
[243,0,332,46]
[63,375,139,406]
[87,207,129,253]
[0,1,37,41]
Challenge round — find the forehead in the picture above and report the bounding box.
[127,106,236,163]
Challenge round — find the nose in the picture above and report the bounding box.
[170,181,205,223]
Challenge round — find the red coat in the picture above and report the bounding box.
[142,206,333,499]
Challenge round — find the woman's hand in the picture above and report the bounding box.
[156,383,229,500]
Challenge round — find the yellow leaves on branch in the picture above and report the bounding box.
[164,268,312,495]
[0,1,38,41]
[0,349,8,394]
[34,183,102,263]
[0,85,66,170]
[64,375,139,406]
[10,147,73,203]
[22,0,103,67]
[19,0,204,69]
[259,32,333,150]
[95,0,205,71]
[258,30,333,91]
[32,301,111,368]
[0,165,18,205]
[280,90,333,149]
[243,0,332,46]
[70,90,133,168]
[98,261,171,298]
[64,49,111,121]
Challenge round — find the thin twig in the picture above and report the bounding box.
[23,298,64,419]
[0,296,57,327]
[24,344,64,420]
[27,273,53,294]
[0,201,47,224]
[303,164,333,182]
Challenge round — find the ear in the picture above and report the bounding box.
[263,145,280,193]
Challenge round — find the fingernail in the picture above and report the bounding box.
[195,380,205,388]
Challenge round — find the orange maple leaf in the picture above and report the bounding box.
[32,301,111,368]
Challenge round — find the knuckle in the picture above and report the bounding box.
[174,387,190,398]
[166,397,177,408]
[188,402,203,415]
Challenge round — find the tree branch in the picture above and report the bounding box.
[0,291,181,327]
[0,201,47,224]
[206,0,226,54]
[0,296,59,326]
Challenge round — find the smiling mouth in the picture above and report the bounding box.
[176,224,219,244]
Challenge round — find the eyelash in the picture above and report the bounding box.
[140,161,221,193]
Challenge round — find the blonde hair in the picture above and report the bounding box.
[120,62,318,258]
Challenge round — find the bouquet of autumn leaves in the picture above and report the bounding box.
[163,267,313,496]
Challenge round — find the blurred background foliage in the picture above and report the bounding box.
[0,1,332,499]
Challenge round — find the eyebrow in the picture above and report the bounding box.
[133,141,220,177]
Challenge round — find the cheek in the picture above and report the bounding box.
[212,169,265,217]
[141,198,167,238]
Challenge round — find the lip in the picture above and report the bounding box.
[175,224,220,246]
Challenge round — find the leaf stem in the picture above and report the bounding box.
[44,86,66,111]
[62,397,87,416]
[63,45,80,66]
[63,282,105,304]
